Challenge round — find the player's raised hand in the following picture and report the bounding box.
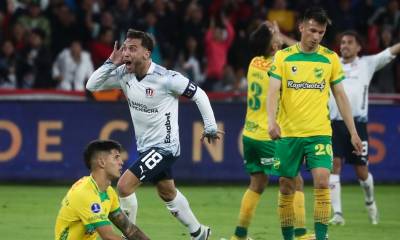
[351,133,363,156]
[268,121,281,140]
[201,129,224,144]
[110,41,123,65]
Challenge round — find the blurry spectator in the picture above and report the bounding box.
[51,3,82,56]
[0,40,18,89]
[111,0,136,43]
[16,28,52,89]
[137,10,163,64]
[370,26,398,93]
[89,27,114,68]
[175,36,204,85]
[10,22,26,51]
[183,2,206,57]
[368,0,400,32]
[267,0,296,33]
[203,15,234,91]
[52,40,94,91]
[17,0,51,45]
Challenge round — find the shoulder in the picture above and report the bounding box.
[153,64,169,76]
[319,46,339,59]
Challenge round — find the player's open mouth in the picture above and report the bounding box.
[125,61,132,66]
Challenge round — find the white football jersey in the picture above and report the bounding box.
[329,48,395,122]
[87,61,216,156]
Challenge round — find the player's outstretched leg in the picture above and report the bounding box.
[312,168,331,240]
[231,173,267,240]
[278,177,296,240]
[356,166,378,224]
[117,170,141,224]
[158,180,210,240]
[328,157,345,226]
[120,192,138,224]
[294,175,307,238]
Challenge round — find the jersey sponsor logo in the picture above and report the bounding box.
[287,79,326,92]
[164,112,171,143]
[127,99,159,113]
[91,203,101,213]
[145,87,155,97]
[182,81,197,99]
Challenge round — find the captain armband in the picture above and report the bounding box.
[182,81,198,99]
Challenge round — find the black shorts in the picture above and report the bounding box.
[129,148,178,183]
[332,120,369,165]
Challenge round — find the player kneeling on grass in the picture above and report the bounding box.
[55,140,149,240]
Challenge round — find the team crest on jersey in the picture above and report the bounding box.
[291,66,297,74]
[145,88,155,97]
[91,203,101,213]
[314,68,324,79]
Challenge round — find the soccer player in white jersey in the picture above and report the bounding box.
[86,29,223,240]
[328,30,400,225]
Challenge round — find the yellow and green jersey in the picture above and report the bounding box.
[268,43,344,137]
[54,176,121,240]
[243,56,273,140]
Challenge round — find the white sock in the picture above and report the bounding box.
[329,174,342,214]
[119,192,138,224]
[165,189,201,233]
[359,172,375,204]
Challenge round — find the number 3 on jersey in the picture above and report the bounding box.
[248,82,262,110]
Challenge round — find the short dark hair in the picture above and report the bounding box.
[302,7,331,26]
[83,140,122,170]
[249,24,273,57]
[340,30,363,45]
[126,29,154,52]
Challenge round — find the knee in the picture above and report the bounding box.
[314,177,329,189]
[295,175,304,191]
[158,187,177,202]
[279,177,295,195]
[249,174,268,193]
[117,177,134,197]
[332,157,342,174]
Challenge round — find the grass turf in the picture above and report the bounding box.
[0,184,399,239]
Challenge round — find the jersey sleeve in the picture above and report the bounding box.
[268,50,283,80]
[364,48,396,72]
[86,61,123,91]
[69,191,111,232]
[166,71,198,99]
[330,53,345,85]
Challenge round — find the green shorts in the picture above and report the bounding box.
[242,136,278,175]
[273,136,333,177]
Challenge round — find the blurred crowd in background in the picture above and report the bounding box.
[1,0,400,99]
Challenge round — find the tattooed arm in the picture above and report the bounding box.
[109,210,150,240]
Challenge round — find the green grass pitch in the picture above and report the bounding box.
[0,184,399,239]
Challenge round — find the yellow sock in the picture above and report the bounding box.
[294,191,306,235]
[237,189,261,228]
[278,193,295,227]
[314,188,331,225]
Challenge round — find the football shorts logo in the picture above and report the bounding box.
[91,203,101,213]
[145,88,155,97]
